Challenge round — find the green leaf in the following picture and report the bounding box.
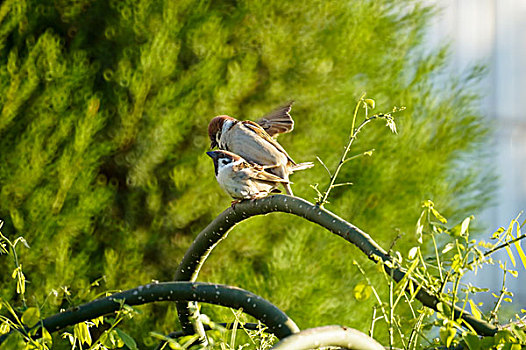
[431,207,447,224]
[21,307,40,326]
[510,324,526,343]
[91,316,104,327]
[116,328,138,350]
[0,331,25,350]
[11,266,25,295]
[495,330,515,344]
[416,211,425,243]
[439,326,456,347]
[74,322,92,345]
[0,322,10,335]
[353,281,372,302]
[505,245,517,267]
[41,327,53,347]
[436,302,452,318]
[492,227,505,239]
[408,246,419,260]
[463,333,481,350]
[364,98,375,109]
[460,216,473,238]
[513,239,526,270]
[468,300,481,320]
[442,243,455,254]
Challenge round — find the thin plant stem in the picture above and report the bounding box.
[369,306,377,338]
[318,93,366,206]
[431,233,444,282]
[490,263,508,324]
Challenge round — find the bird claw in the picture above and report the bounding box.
[230,199,242,209]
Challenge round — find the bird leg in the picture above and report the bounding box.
[230,199,243,209]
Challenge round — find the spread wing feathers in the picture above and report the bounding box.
[233,162,290,184]
[242,121,297,165]
[255,102,294,137]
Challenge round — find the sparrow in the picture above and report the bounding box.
[206,150,288,203]
[207,102,313,196]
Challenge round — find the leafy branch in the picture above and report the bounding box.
[314,93,402,207]
[0,220,30,306]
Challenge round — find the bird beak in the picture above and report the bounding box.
[206,151,218,160]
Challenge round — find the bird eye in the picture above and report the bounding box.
[220,158,231,166]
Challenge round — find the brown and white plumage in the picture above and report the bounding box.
[206,150,288,201]
[207,102,313,196]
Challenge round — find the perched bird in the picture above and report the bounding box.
[206,150,288,204]
[207,102,313,195]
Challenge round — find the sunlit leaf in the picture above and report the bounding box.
[11,266,25,295]
[460,216,473,238]
[492,227,505,240]
[408,247,419,260]
[462,333,481,350]
[468,300,481,320]
[353,281,372,302]
[439,326,456,348]
[41,327,53,347]
[431,207,447,224]
[441,243,454,254]
[513,239,526,270]
[0,321,10,335]
[505,245,516,267]
[91,316,104,327]
[74,322,92,345]
[13,237,30,249]
[386,118,397,134]
[510,324,526,343]
[364,98,375,109]
[62,332,75,346]
[21,307,40,326]
[115,328,138,350]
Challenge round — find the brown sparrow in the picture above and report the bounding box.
[206,150,288,203]
[207,103,313,195]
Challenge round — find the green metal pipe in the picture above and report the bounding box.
[174,195,497,337]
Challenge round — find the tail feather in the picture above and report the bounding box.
[291,161,314,172]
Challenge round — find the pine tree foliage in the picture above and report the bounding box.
[0,0,493,347]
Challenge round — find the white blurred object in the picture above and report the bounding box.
[425,0,526,308]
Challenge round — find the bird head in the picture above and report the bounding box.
[206,150,242,176]
[207,115,236,149]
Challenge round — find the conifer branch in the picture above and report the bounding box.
[174,195,498,337]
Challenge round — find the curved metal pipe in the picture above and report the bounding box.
[271,325,384,350]
[173,194,497,337]
[0,282,299,344]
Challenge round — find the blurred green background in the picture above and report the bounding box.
[0,0,493,347]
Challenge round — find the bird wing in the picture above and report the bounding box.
[233,162,290,184]
[242,121,297,165]
[255,102,294,137]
